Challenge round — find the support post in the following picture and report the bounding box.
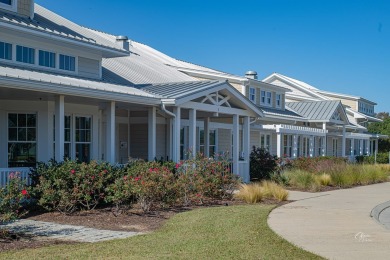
[188,109,197,158]
[232,114,240,178]
[243,116,250,183]
[173,107,181,162]
[204,117,210,157]
[276,133,282,158]
[292,135,298,158]
[341,125,346,157]
[309,135,314,157]
[55,95,65,161]
[148,107,157,161]
[323,123,327,156]
[106,101,116,163]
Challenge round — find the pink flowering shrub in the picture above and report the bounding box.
[0,173,29,223]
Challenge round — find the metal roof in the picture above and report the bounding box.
[260,106,305,120]
[0,64,156,98]
[0,5,127,54]
[141,80,225,99]
[286,100,342,120]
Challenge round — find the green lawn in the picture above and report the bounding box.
[1,205,323,259]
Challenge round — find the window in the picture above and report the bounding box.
[317,137,324,156]
[249,87,256,103]
[0,41,12,60]
[75,117,91,163]
[59,54,76,71]
[200,129,216,157]
[260,133,271,151]
[16,45,35,64]
[39,50,56,68]
[332,138,338,157]
[276,94,281,107]
[53,115,72,160]
[8,113,37,167]
[260,90,272,106]
[0,0,12,5]
[0,0,16,11]
[283,134,293,157]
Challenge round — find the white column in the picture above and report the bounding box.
[166,118,172,161]
[341,125,346,157]
[148,107,157,161]
[243,116,250,183]
[106,101,115,163]
[0,109,7,167]
[276,133,282,158]
[204,117,210,157]
[173,107,181,162]
[375,139,379,162]
[232,114,240,177]
[292,135,298,158]
[359,139,363,155]
[323,123,327,156]
[188,109,197,158]
[309,135,314,157]
[55,95,65,162]
[351,138,355,157]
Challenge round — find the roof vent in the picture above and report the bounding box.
[116,35,130,51]
[245,71,258,80]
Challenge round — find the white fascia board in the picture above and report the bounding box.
[0,77,160,106]
[177,68,248,83]
[286,93,321,102]
[180,101,256,117]
[0,22,129,58]
[316,90,377,105]
[249,79,292,93]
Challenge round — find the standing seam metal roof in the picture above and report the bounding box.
[286,100,342,120]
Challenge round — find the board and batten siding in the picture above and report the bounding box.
[130,124,148,159]
[78,57,101,79]
[218,129,231,155]
[156,124,167,160]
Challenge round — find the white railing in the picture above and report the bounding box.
[0,168,31,187]
[262,124,327,135]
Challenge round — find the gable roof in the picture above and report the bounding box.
[286,100,348,123]
[260,106,306,121]
[0,4,128,56]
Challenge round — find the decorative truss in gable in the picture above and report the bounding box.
[200,92,231,108]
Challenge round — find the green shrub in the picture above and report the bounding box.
[250,147,278,180]
[0,173,29,223]
[356,153,390,164]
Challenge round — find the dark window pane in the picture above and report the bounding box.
[27,114,36,127]
[75,144,90,163]
[18,114,26,127]
[27,128,36,141]
[65,116,71,128]
[0,0,12,5]
[8,114,17,127]
[8,143,36,168]
[8,128,17,141]
[65,129,71,142]
[64,143,71,159]
[18,128,27,141]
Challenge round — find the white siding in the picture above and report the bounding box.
[218,129,231,155]
[250,131,260,148]
[130,124,148,159]
[78,57,101,79]
[156,124,167,160]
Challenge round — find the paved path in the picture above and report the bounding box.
[268,182,390,260]
[1,219,141,243]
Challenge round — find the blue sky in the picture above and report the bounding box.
[36,0,390,112]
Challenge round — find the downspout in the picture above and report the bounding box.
[160,102,175,118]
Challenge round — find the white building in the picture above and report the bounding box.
[0,1,385,184]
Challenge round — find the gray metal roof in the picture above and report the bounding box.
[260,106,305,120]
[0,64,156,98]
[141,80,224,99]
[0,5,126,53]
[286,100,342,120]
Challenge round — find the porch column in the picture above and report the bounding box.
[309,136,314,157]
[106,101,115,163]
[276,133,282,158]
[232,114,240,178]
[243,116,250,183]
[55,95,65,162]
[188,109,197,158]
[365,140,370,155]
[351,138,355,157]
[359,140,363,155]
[173,107,181,162]
[323,123,327,156]
[341,125,346,157]
[292,135,298,158]
[148,107,157,161]
[375,139,379,164]
[204,117,210,157]
[370,140,374,155]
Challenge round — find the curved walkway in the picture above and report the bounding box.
[268,182,390,260]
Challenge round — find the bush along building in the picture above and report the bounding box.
[0,1,386,184]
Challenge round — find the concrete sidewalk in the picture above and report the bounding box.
[268,182,390,260]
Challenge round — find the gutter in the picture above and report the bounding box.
[160,102,176,118]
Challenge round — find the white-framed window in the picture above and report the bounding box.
[16,45,35,64]
[317,137,324,156]
[276,94,281,108]
[8,113,37,168]
[199,129,217,157]
[59,54,76,71]
[283,134,293,157]
[75,116,92,162]
[0,41,12,60]
[260,133,271,151]
[249,87,256,103]
[260,90,272,106]
[0,0,17,12]
[332,138,338,157]
[39,50,56,68]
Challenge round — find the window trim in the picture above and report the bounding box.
[16,44,35,65]
[0,41,12,61]
[249,87,256,103]
[0,0,17,12]
[276,93,282,108]
[260,90,272,107]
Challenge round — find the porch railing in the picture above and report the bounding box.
[0,168,31,187]
[262,124,327,135]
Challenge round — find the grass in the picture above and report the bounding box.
[261,181,289,202]
[0,205,322,260]
[235,183,263,203]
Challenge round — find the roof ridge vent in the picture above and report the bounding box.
[116,35,130,51]
[245,71,258,80]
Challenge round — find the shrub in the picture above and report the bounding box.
[235,183,263,204]
[250,147,278,180]
[0,173,29,223]
[261,181,289,202]
[356,153,389,164]
[283,169,319,191]
[315,173,332,186]
[33,160,120,214]
[291,157,347,173]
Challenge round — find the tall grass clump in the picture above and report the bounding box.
[235,183,263,204]
[315,173,331,186]
[261,181,289,202]
[282,169,320,191]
